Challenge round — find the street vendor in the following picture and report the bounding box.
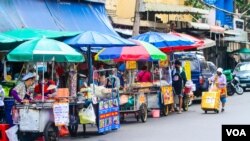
[137,66,151,82]
[34,72,56,98]
[106,69,120,89]
[208,68,227,112]
[10,72,36,103]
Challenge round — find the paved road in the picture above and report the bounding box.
[62,92,250,141]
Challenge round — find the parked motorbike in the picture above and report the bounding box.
[227,76,244,96]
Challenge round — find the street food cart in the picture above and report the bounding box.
[6,38,84,141]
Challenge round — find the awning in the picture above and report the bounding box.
[0,0,118,36]
[210,25,225,34]
[169,20,210,30]
[224,30,241,36]
[188,22,210,30]
[197,38,216,50]
[139,2,209,15]
[223,31,248,42]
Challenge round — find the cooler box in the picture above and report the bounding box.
[201,92,220,113]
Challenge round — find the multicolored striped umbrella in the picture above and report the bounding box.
[131,31,196,52]
[95,40,167,61]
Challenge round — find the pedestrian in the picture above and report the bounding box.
[209,68,227,112]
[0,85,5,123]
[172,60,187,114]
[137,65,151,82]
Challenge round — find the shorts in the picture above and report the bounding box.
[220,97,227,103]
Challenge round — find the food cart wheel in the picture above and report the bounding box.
[215,110,219,114]
[139,103,147,122]
[162,105,169,116]
[44,121,59,141]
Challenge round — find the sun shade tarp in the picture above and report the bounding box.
[0,0,118,36]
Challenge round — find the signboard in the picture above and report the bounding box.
[53,103,69,126]
[184,61,191,81]
[98,98,120,133]
[159,60,168,68]
[161,86,174,105]
[126,61,137,70]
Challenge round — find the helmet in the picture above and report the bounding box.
[217,68,223,73]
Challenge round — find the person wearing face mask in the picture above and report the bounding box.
[10,73,36,103]
[34,72,56,98]
[172,60,187,114]
[209,68,227,112]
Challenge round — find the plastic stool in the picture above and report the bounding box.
[0,124,10,141]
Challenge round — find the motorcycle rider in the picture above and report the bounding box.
[209,68,227,112]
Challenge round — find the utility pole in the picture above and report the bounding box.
[132,0,141,36]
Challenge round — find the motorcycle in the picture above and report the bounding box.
[227,76,244,96]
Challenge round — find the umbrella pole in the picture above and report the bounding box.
[42,56,45,102]
[87,45,93,86]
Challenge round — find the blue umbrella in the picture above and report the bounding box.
[131,31,195,52]
[64,31,135,85]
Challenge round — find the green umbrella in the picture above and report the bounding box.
[231,48,250,54]
[4,28,79,40]
[0,33,22,43]
[0,33,23,51]
[7,38,84,62]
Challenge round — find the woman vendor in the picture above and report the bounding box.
[34,72,56,98]
[10,72,36,103]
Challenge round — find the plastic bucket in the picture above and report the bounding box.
[0,124,10,141]
[3,98,15,126]
[151,109,160,118]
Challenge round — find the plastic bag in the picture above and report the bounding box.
[209,83,218,92]
[59,126,69,137]
[79,104,96,124]
[5,125,18,141]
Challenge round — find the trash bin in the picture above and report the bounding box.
[4,98,15,127]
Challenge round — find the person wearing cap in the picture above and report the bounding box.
[34,72,56,98]
[209,67,227,112]
[172,60,187,114]
[10,72,36,103]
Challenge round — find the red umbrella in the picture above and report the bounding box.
[170,32,204,50]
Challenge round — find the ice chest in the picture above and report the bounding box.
[201,92,220,113]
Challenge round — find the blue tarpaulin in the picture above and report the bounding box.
[0,0,118,36]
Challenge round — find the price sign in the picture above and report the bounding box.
[126,61,137,70]
[159,60,168,68]
[53,103,69,126]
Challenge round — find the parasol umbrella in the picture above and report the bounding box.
[170,32,204,48]
[0,33,23,51]
[131,31,195,52]
[64,30,135,85]
[230,48,250,54]
[4,28,79,40]
[7,38,84,102]
[7,38,84,62]
[95,40,167,61]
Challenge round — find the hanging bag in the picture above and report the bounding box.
[78,104,96,124]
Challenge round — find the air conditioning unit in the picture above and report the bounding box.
[233,18,244,31]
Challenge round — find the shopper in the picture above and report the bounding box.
[209,68,227,112]
[172,60,187,114]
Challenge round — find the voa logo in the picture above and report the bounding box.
[226,129,247,136]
